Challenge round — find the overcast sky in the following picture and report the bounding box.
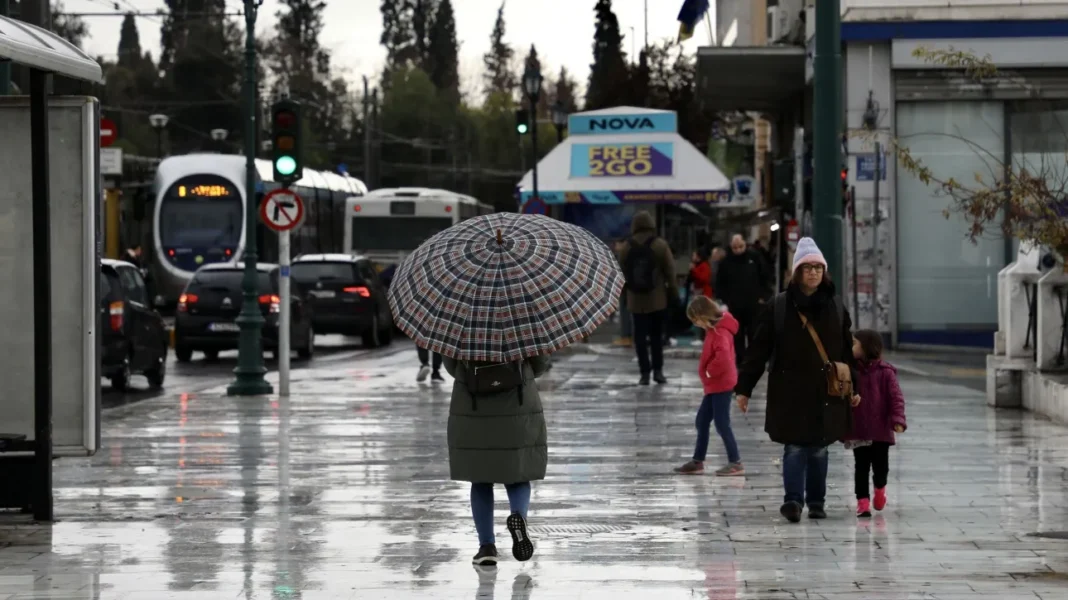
[67,0,709,98]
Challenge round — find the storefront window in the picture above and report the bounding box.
[1010,101,1068,249]
[895,101,1006,341]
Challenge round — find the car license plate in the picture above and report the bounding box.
[209,322,240,332]
[310,290,336,298]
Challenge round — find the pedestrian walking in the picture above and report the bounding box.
[442,353,551,565]
[689,247,714,299]
[674,296,744,476]
[715,234,773,365]
[387,212,624,565]
[618,211,677,385]
[845,329,907,518]
[416,347,444,383]
[734,237,859,523]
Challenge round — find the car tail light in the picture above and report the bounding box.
[259,294,281,313]
[109,301,124,331]
[178,293,198,312]
[343,286,371,298]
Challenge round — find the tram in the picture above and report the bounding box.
[151,154,368,307]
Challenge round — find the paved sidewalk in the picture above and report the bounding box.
[0,349,1066,599]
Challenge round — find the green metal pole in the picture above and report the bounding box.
[812,0,843,290]
[228,0,272,396]
[0,0,10,95]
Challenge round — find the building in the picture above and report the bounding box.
[699,0,1068,349]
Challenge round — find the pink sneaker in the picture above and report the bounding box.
[856,498,872,518]
[873,487,887,511]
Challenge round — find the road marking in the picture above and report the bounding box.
[894,363,931,377]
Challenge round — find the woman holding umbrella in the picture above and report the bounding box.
[388,213,623,566]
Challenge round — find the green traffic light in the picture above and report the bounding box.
[276,155,297,176]
[517,124,528,134]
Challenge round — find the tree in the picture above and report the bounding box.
[269,0,355,169]
[157,0,243,153]
[890,47,1068,259]
[549,66,580,113]
[426,0,460,104]
[117,13,143,68]
[380,0,415,82]
[586,0,630,110]
[411,0,436,69]
[643,40,710,149]
[482,3,515,103]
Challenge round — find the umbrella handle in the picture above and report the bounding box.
[496,229,503,245]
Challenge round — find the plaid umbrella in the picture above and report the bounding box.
[387,213,624,362]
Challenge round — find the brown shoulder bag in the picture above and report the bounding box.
[796,310,853,398]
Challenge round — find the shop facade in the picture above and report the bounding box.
[843,20,1068,348]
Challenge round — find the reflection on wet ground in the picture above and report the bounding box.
[2,349,1068,598]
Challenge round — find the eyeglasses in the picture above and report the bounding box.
[800,264,825,274]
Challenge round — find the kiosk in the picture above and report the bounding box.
[0,15,104,520]
[517,106,741,242]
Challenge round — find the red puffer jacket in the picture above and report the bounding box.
[699,312,739,394]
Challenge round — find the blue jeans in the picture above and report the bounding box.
[470,482,531,546]
[693,392,740,463]
[782,444,829,507]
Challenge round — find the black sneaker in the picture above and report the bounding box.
[780,501,803,523]
[506,512,535,562]
[808,504,827,519]
[653,371,667,384]
[472,544,499,566]
[430,371,445,383]
[639,375,650,386]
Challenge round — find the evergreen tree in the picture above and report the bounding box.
[482,2,515,103]
[411,0,437,69]
[117,13,143,69]
[549,66,580,113]
[157,0,242,153]
[426,0,460,104]
[270,0,354,168]
[586,0,630,110]
[380,0,416,80]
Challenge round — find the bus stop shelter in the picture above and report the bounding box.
[0,14,104,521]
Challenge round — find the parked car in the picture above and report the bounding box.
[100,259,168,390]
[173,262,315,362]
[291,253,394,348]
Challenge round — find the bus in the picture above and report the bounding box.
[150,153,368,308]
[343,188,493,269]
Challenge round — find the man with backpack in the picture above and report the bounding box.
[618,210,677,385]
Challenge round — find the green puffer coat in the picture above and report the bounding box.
[443,355,551,484]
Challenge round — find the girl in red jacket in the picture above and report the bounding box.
[675,296,744,476]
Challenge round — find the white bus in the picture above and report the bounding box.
[151,153,368,307]
[343,188,493,268]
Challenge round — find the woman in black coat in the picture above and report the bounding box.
[735,237,859,523]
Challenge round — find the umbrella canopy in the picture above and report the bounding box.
[387,213,624,362]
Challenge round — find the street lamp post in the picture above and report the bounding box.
[812,0,843,287]
[228,0,272,396]
[522,63,543,202]
[149,113,169,158]
[551,101,568,143]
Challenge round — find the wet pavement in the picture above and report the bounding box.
[4,348,1068,598]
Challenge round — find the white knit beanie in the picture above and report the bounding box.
[792,237,827,273]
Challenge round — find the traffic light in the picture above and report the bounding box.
[271,99,303,185]
[515,109,529,135]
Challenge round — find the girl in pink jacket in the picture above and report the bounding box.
[674,296,744,476]
[845,329,907,517]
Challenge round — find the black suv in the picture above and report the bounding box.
[174,262,315,362]
[291,254,394,348]
[100,259,169,390]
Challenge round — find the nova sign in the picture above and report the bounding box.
[568,112,677,136]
